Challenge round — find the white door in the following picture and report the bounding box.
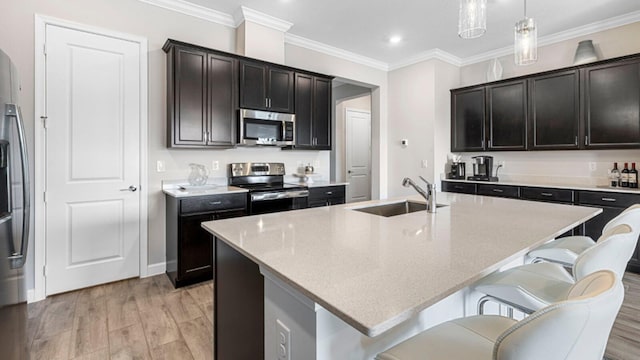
[44,24,141,295]
[345,109,371,203]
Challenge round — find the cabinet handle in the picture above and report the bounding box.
[209,201,222,205]
[541,192,553,197]
[488,139,492,148]
[481,140,485,148]
[454,186,464,190]
[584,136,588,146]
[574,136,578,146]
[186,265,211,273]
[601,197,617,202]
[492,189,504,193]
[326,191,333,195]
[265,98,269,108]
[204,131,209,144]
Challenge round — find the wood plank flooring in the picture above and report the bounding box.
[27,272,640,359]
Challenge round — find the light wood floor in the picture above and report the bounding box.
[27,272,640,360]
[27,275,213,360]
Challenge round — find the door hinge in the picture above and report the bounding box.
[43,44,47,56]
[43,191,47,203]
[41,116,48,128]
[43,265,48,277]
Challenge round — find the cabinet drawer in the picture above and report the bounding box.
[441,181,477,194]
[477,184,519,198]
[308,186,345,202]
[577,191,640,208]
[180,193,247,214]
[520,187,574,203]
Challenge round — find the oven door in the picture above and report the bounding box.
[249,190,308,215]
[238,109,294,146]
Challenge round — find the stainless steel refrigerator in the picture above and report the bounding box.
[0,48,29,359]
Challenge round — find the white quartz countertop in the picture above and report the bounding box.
[162,185,247,198]
[442,178,640,195]
[286,180,349,188]
[201,192,601,337]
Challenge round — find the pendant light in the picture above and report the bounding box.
[514,0,537,65]
[458,0,487,39]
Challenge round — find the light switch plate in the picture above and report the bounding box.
[589,162,597,171]
[211,160,219,171]
[276,319,291,360]
[156,160,165,172]
[421,160,428,169]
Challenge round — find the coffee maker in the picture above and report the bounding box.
[467,155,499,181]
[448,162,466,179]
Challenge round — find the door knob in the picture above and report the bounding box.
[348,170,352,174]
[120,185,137,192]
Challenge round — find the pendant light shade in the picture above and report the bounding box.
[514,0,537,65]
[458,0,487,39]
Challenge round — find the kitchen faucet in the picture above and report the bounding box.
[402,176,437,213]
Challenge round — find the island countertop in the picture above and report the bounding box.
[202,192,601,337]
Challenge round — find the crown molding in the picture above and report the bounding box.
[234,6,293,32]
[284,33,389,71]
[389,48,462,71]
[137,0,234,27]
[460,10,640,66]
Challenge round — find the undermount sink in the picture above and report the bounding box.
[353,201,447,217]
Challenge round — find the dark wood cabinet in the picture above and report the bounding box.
[308,186,346,207]
[441,181,477,194]
[583,58,640,148]
[477,183,519,199]
[529,70,580,150]
[292,73,332,149]
[487,80,527,150]
[451,87,485,152]
[451,53,640,152]
[239,60,294,113]
[520,186,574,204]
[577,190,640,272]
[165,193,247,287]
[215,238,264,360]
[164,42,237,148]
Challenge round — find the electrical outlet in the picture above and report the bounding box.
[276,319,291,360]
[211,160,219,171]
[156,161,165,172]
[499,160,506,168]
[313,160,319,168]
[589,162,597,171]
[421,160,428,169]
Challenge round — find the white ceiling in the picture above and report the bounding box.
[186,0,640,66]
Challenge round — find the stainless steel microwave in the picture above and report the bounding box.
[238,109,295,146]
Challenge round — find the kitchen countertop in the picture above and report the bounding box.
[286,180,349,188]
[442,177,640,194]
[162,180,247,198]
[202,192,600,337]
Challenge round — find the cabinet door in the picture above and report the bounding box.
[583,59,640,148]
[268,67,294,113]
[207,54,237,146]
[170,47,207,147]
[451,88,485,151]
[294,73,314,147]
[313,77,332,149]
[529,71,580,149]
[239,61,268,110]
[487,80,527,150]
[179,213,214,281]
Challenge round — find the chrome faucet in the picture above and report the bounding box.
[402,176,437,213]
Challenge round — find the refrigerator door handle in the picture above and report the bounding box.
[5,104,30,269]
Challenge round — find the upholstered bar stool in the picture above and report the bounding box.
[473,223,635,315]
[527,204,640,266]
[376,270,623,360]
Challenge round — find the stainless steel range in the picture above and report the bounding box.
[228,162,308,215]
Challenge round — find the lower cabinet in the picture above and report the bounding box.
[308,186,346,208]
[440,181,477,194]
[166,193,247,287]
[577,191,640,273]
[477,183,519,198]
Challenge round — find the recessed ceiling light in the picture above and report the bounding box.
[389,36,402,44]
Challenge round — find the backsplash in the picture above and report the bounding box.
[451,149,640,186]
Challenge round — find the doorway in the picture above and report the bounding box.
[34,16,148,299]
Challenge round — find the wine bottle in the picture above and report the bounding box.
[621,162,630,187]
[611,162,620,187]
[630,162,639,189]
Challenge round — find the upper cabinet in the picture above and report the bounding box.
[239,61,294,113]
[486,80,527,150]
[451,53,640,152]
[529,70,580,150]
[451,87,485,152]
[165,43,237,148]
[583,58,640,148]
[290,73,332,150]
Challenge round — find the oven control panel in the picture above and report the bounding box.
[229,162,286,177]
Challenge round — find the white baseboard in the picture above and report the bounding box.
[145,262,166,277]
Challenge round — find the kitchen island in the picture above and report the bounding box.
[202,192,601,359]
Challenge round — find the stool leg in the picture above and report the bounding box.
[507,307,514,319]
[477,296,492,315]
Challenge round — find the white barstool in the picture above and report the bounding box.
[474,223,635,315]
[528,204,640,266]
[376,270,623,360]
